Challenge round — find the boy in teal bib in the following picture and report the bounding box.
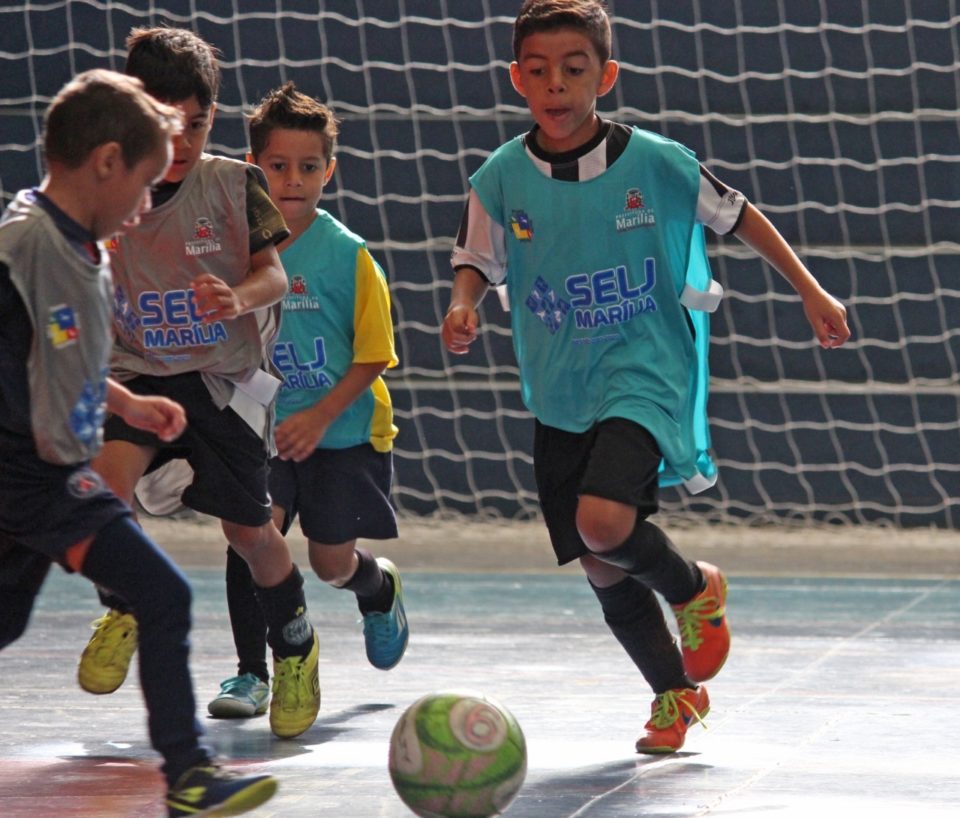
[443,0,850,755]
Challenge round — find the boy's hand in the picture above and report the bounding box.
[122,395,187,442]
[192,273,243,322]
[442,305,479,354]
[275,407,331,462]
[802,288,851,349]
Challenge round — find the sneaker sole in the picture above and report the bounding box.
[207,699,269,719]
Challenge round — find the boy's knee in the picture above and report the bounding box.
[576,498,637,552]
[308,551,353,586]
[223,520,276,555]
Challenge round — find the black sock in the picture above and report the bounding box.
[589,576,692,693]
[592,519,703,605]
[253,564,314,659]
[343,548,393,614]
[225,546,269,682]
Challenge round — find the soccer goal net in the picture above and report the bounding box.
[2,1,958,528]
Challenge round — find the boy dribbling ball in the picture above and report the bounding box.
[443,0,850,754]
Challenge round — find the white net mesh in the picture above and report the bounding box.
[2,1,958,527]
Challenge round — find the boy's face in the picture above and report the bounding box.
[163,95,214,183]
[254,128,335,232]
[95,139,172,240]
[510,27,618,154]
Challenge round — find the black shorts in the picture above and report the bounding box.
[0,452,129,582]
[270,444,398,545]
[104,372,273,527]
[534,417,662,566]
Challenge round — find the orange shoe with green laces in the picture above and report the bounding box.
[635,686,710,754]
[671,562,730,683]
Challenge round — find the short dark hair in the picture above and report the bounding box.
[513,0,612,63]
[125,26,221,109]
[43,68,181,170]
[248,82,339,163]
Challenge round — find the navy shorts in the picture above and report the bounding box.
[104,372,273,527]
[0,452,129,586]
[270,444,398,545]
[534,417,662,565]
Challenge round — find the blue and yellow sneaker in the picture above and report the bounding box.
[362,558,409,670]
[635,685,710,754]
[166,764,277,817]
[207,673,270,719]
[77,609,138,694]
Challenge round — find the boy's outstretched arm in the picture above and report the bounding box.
[733,203,851,349]
[191,244,287,322]
[106,378,186,442]
[442,266,490,354]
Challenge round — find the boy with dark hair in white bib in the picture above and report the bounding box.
[443,0,850,754]
[76,27,321,741]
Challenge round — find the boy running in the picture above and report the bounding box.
[208,82,408,718]
[0,69,277,816]
[442,0,850,754]
[77,28,321,740]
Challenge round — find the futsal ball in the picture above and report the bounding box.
[388,690,527,818]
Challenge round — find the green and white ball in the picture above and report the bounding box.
[388,690,527,818]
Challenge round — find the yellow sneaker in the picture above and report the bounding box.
[77,609,138,694]
[269,631,320,738]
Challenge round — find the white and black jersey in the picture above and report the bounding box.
[452,120,747,283]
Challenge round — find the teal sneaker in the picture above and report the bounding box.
[362,558,409,670]
[166,764,277,817]
[207,673,270,719]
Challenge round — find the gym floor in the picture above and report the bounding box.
[1,517,958,817]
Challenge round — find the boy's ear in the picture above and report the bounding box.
[597,59,620,97]
[92,141,123,181]
[509,61,527,98]
[245,151,255,164]
[324,156,337,183]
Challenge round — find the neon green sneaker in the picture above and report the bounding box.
[166,764,277,817]
[362,558,409,670]
[269,631,320,738]
[207,673,270,719]
[77,609,138,694]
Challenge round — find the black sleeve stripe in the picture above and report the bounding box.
[729,201,748,235]
[699,164,730,196]
[455,196,471,249]
[453,263,495,285]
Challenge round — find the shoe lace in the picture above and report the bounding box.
[273,654,310,707]
[674,595,725,651]
[219,674,259,696]
[648,689,707,730]
[90,613,133,649]
[362,610,398,647]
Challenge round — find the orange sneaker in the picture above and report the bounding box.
[671,562,730,682]
[635,686,710,754]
